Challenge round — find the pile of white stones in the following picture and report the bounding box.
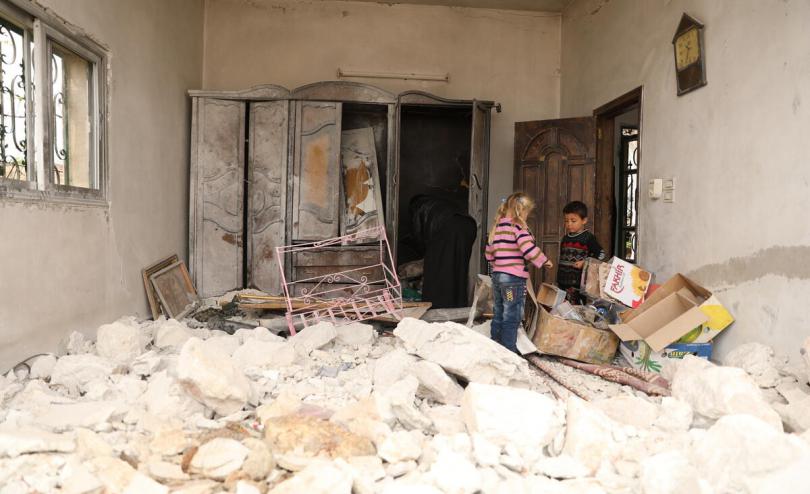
[0,313,809,494]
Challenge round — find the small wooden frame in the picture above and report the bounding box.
[142,254,179,319]
[149,260,200,319]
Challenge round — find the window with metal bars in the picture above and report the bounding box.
[617,127,639,262]
[0,0,106,203]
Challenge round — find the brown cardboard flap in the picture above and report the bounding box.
[645,306,709,352]
[608,323,643,342]
[622,273,711,323]
[609,292,709,352]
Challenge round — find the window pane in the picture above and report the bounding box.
[623,230,637,262]
[624,171,637,228]
[51,41,93,189]
[0,19,29,181]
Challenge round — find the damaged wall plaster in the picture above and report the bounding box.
[201,0,562,222]
[560,0,810,362]
[0,0,205,370]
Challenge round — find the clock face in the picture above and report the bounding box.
[675,28,700,70]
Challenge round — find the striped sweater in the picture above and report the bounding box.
[485,217,548,278]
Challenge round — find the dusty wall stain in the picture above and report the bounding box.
[686,245,810,287]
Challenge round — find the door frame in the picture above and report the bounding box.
[593,86,643,259]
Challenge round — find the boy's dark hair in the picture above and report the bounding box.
[563,201,588,219]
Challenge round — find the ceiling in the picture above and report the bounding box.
[339,0,570,12]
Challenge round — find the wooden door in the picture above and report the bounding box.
[469,101,491,298]
[189,97,246,298]
[514,117,596,287]
[292,101,342,241]
[247,100,289,295]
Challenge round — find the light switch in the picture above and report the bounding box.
[663,177,675,203]
[649,179,663,199]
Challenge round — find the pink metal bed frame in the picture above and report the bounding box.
[275,226,403,335]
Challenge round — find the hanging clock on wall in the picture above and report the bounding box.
[672,14,707,96]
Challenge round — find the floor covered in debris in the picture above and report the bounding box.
[1,297,808,494]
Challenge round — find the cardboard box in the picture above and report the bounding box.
[537,283,566,309]
[580,258,609,299]
[627,273,734,344]
[604,258,653,308]
[609,290,709,352]
[619,340,712,373]
[531,306,619,365]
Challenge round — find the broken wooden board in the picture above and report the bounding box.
[421,307,473,323]
[371,301,432,323]
[340,127,385,244]
[150,261,200,319]
[142,254,179,320]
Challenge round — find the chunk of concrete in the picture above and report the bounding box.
[154,319,194,349]
[772,384,810,433]
[377,430,424,463]
[653,397,694,433]
[461,383,562,453]
[176,337,252,416]
[336,323,375,347]
[0,426,75,457]
[35,401,118,432]
[29,354,57,380]
[264,414,376,459]
[801,337,810,384]
[594,395,659,429]
[203,334,241,356]
[86,456,168,494]
[384,376,432,430]
[562,396,618,475]
[190,437,249,480]
[95,320,145,365]
[373,348,418,389]
[671,355,783,431]
[428,449,482,494]
[50,354,118,395]
[692,414,810,493]
[394,318,531,386]
[412,360,464,405]
[235,326,284,343]
[241,437,275,480]
[723,342,783,388]
[232,340,297,370]
[268,460,353,494]
[640,451,701,494]
[144,370,207,420]
[289,322,338,357]
[148,460,190,482]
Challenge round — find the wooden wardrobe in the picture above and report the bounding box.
[189,82,495,300]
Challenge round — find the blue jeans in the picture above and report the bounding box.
[490,272,527,354]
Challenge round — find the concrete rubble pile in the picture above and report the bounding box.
[0,315,809,494]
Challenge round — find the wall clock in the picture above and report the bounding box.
[672,14,707,96]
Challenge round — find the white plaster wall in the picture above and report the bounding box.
[561,0,810,361]
[0,0,204,370]
[201,0,562,222]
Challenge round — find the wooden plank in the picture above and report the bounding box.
[142,254,180,320]
[469,101,491,302]
[293,246,379,267]
[190,97,245,297]
[248,100,289,295]
[292,101,342,240]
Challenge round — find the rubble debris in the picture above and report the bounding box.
[176,337,252,416]
[558,358,670,396]
[724,342,785,388]
[394,318,532,387]
[0,308,807,493]
[95,320,146,365]
[670,355,783,430]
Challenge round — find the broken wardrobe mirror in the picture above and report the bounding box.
[142,254,180,319]
[149,260,200,319]
[340,127,385,245]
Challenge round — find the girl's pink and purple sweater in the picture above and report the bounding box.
[484,216,548,279]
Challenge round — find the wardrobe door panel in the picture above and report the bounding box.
[189,97,245,298]
[292,101,342,240]
[248,100,289,294]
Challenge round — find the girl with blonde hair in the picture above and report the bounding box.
[484,192,553,353]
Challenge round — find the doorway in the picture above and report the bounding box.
[514,87,642,289]
[594,86,643,262]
